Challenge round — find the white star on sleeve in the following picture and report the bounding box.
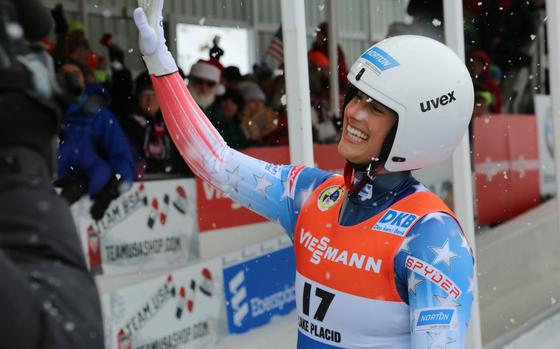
[427,331,456,349]
[422,212,447,225]
[460,235,472,253]
[296,181,315,206]
[253,173,273,198]
[225,166,244,192]
[408,272,425,296]
[280,178,290,200]
[468,276,475,294]
[399,234,418,253]
[435,294,461,308]
[430,239,458,269]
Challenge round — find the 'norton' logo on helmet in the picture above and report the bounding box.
[420,91,456,113]
[361,47,400,72]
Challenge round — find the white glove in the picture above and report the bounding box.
[133,0,178,76]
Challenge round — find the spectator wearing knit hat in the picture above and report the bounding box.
[217,89,251,148]
[239,82,279,144]
[121,72,190,176]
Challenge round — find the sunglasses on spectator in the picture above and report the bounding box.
[190,76,217,88]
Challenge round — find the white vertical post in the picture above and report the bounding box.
[281,0,314,166]
[79,0,88,37]
[328,0,340,117]
[443,1,482,349]
[546,0,560,222]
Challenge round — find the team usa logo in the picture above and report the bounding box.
[116,269,215,349]
[85,183,190,274]
[406,256,462,300]
[317,186,344,212]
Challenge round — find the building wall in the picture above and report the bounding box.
[43,0,410,76]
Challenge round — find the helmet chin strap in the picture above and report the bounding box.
[344,156,382,195]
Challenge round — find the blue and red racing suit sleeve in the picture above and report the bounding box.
[151,72,333,238]
[394,212,475,349]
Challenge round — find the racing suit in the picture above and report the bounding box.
[151,72,475,349]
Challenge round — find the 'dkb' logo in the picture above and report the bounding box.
[317,186,344,212]
[373,209,418,236]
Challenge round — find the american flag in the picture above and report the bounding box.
[265,27,284,64]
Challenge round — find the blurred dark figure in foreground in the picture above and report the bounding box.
[0,1,104,348]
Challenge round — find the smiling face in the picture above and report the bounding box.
[338,91,398,166]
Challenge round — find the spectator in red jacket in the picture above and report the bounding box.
[309,22,349,91]
[468,50,504,113]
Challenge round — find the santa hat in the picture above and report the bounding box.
[188,60,225,95]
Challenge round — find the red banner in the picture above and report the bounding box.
[196,145,345,232]
[473,114,541,225]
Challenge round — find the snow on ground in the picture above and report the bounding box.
[208,309,560,349]
[211,311,297,349]
[503,311,560,349]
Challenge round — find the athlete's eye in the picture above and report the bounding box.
[368,101,382,113]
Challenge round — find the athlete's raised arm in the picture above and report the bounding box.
[133,0,332,237]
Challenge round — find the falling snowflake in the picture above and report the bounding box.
[530,34,536,41]
[318,4,325,11]
[432,18,442,27]
[199,17,207,25]
[128,48,134,53]
[64,322,76,332]
[280,94,288,106]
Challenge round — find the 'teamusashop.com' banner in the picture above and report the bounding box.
[101,258,222,349]
[72,179,200,276]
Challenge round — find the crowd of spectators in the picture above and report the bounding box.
[44,1,545,219]
[405,0,545,117]
[45,4,350,220]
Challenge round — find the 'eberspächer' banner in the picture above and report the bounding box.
[222,236,296,334]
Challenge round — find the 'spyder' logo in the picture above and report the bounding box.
[373,209,418,236]
[406,256,462,299]
[228,270,249,326]
[361,47,400,71]
[415,308,455,331]
[317,186,344,211]
[420,91,456,112]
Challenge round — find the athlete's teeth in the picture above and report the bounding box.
[348,126,368,141]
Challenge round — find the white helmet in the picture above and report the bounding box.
[347,35,474,172]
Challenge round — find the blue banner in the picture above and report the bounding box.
[223,247,296,334]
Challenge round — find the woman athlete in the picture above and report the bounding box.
[134,1,475,348]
